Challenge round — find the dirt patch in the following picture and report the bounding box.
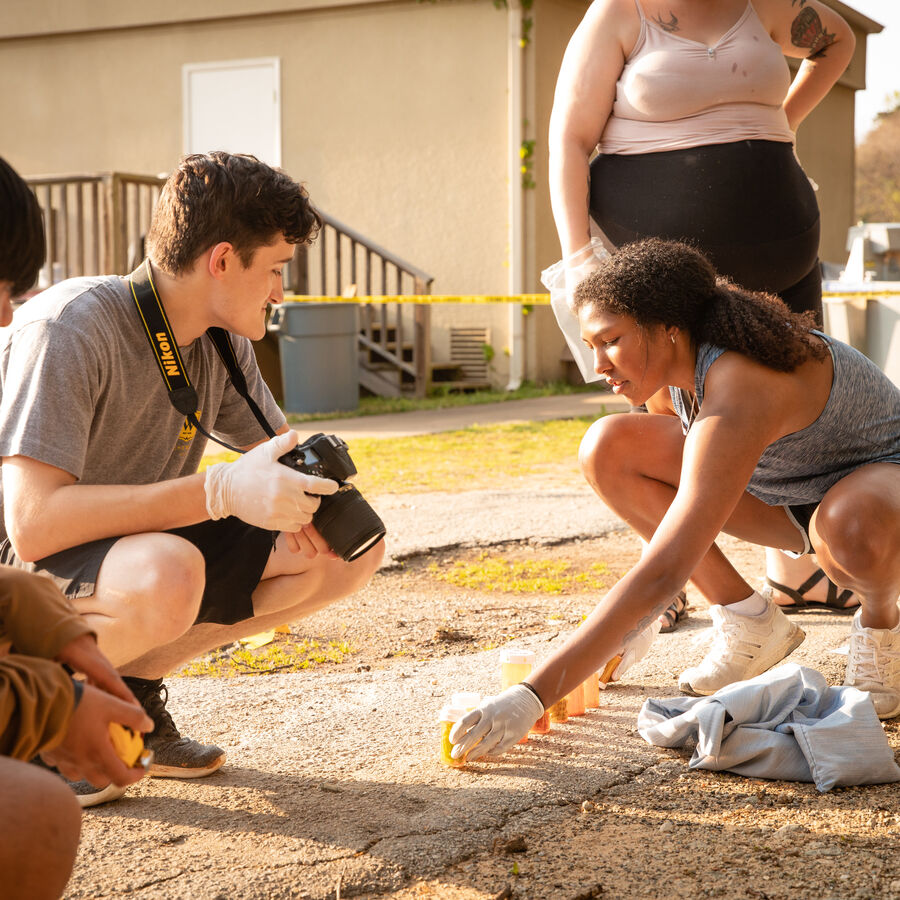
[206,530,769,677]
[72,525,900,900]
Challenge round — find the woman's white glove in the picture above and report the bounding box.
[608,619,661,683]
[540,238,609,385]
[449,684,544,761]
[562,239,607,303]
[204,430,338,532]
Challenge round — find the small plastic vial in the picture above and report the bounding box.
[531,706,552,734]
[500,648,535,690]
[583,671,601,709]
[598,654,623,690]
[567,680,586,716]
[549,696,568,723]
[438,702,470,767]
[450,691,481,711]
[500,648,535,744]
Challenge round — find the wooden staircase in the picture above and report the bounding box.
[25,172,436,398]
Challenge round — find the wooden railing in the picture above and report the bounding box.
[295,210,434,399]
[25,173,434,398]
[26,172,165,287]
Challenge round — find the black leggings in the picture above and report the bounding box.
[589,140,822,323]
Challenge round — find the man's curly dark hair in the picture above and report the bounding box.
[147,152,322,276]
[573,238,827,372]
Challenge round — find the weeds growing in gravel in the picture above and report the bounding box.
[429,551,610,594]
[177,638,356,677]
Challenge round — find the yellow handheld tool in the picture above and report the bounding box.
[108,723,154,770]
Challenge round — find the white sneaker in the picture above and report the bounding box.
[843,610,900,719]
[679,594,805,696]
[69,779,129,809]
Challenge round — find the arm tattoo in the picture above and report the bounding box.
[652,11,679,32]
[791,7,836,58]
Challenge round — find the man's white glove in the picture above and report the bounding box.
[204,431,338,532]
[449,684,544,761]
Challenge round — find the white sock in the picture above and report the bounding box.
[726,590,768,617]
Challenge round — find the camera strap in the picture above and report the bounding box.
[128,260,278,454]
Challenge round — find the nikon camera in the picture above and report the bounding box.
[278,433,386,561]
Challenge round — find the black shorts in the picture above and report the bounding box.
[783,502,819,557]
[0,517,276,626]
[589,140,823,322]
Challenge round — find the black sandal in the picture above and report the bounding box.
[658,591,688,633]
[765,568,860,614]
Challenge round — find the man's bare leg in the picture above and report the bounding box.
[69,532,206,667]
[122,535,385,676]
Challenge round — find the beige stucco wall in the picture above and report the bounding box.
[1,0,511,296]
[0,0,881,387]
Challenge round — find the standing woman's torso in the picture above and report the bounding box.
[599,0,795,154]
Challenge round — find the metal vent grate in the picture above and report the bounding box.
[450,327,490,382]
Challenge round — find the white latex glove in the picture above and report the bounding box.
[204,430,338,532]
[540,238,609,385]
[606,619,661,683]
[449,684,544,762]
[563,240,606,304]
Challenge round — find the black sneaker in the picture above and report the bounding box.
[123,677,226,778]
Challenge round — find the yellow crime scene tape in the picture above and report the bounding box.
[283,294,552,305]
[284,289,900,305]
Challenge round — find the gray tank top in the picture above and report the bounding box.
[670,332,900,506]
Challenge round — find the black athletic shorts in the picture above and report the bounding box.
[589,139,823,322]
[783,502,819,557]
[0,517,276,626]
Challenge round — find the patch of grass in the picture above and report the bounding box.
[285,380,599,423]
[350,418,598,494]
[429,551,610,595]
[177,638,356,677]
[199,415,602,494]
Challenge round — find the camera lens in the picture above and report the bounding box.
[312,484,386,561]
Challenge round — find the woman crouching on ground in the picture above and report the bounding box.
[450,237,900,761]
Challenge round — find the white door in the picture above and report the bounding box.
[183,58,281,166]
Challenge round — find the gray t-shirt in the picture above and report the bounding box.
[0,275,286,535]
[670,332,900,506]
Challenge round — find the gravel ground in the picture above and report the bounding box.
[65,397,900,899]
[66,517,900,900]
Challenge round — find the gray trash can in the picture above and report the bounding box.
[268,302,359,414]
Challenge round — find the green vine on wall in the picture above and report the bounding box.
[492,0,534,45]
[520,136,536,189]
[416,0,538,187]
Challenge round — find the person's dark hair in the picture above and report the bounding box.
[573,238,827,372]
[146,151,322,275]
[0,157,46,297]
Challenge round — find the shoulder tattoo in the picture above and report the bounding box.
[790,6,837,58]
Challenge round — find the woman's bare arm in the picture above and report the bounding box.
[757,0,855,130]
[526,357,796,706]
[549,0,638,259]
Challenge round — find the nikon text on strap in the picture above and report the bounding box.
[129,259,277,454]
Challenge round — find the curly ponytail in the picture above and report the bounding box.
[572,238,826,372]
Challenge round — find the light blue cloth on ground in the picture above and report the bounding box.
[637,664,900,792]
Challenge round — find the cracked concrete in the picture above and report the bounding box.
[66,396,900,900]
